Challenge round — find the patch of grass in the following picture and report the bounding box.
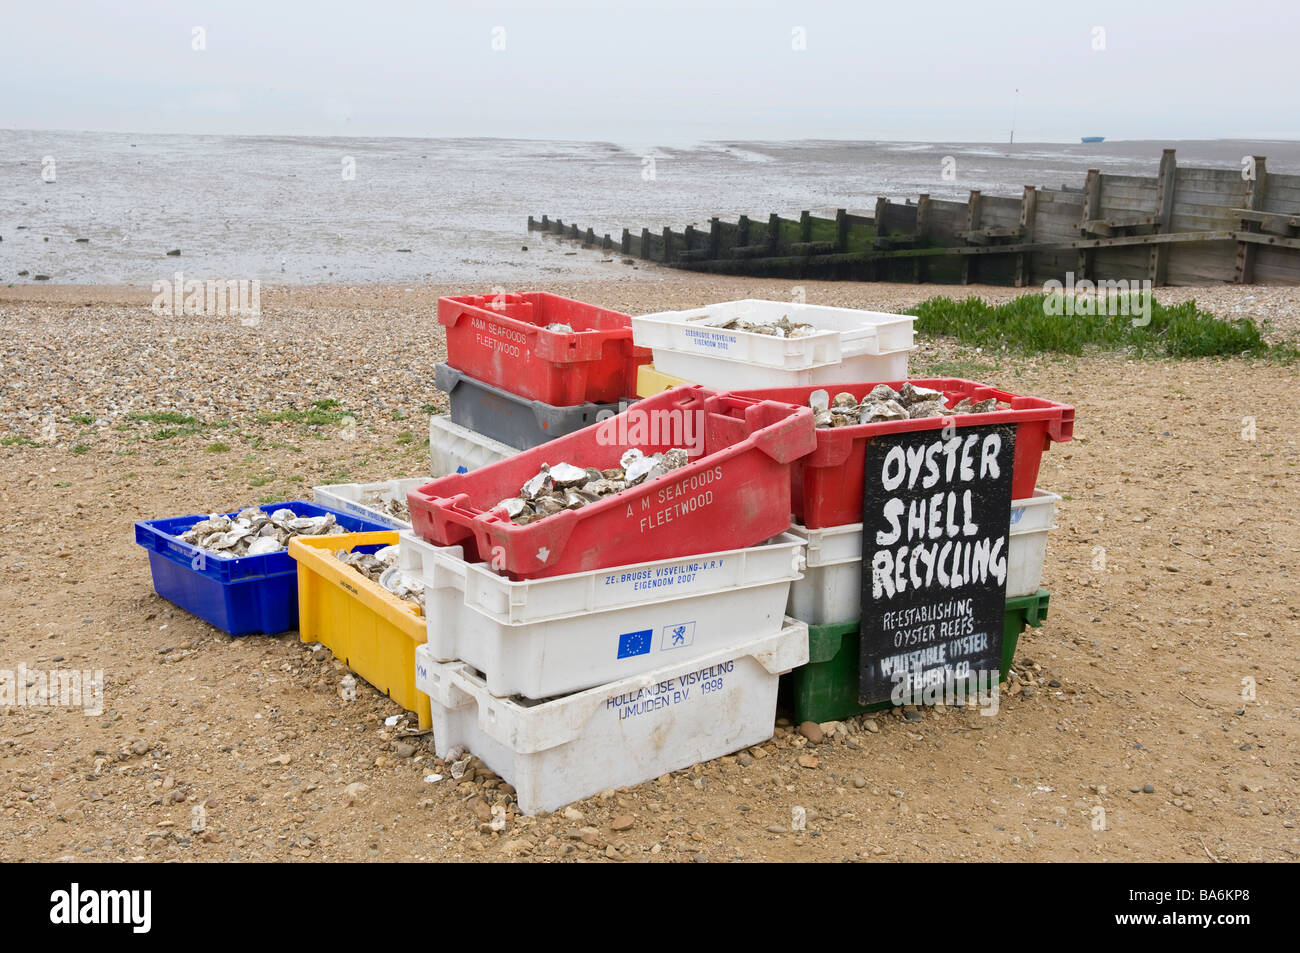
[396,432,414,445]
[419,404,440,415]
[70,413,95,425]
[905,294,1296,360]
[205,441,232,453]
[257,495,281,505]
[1,435,39,447]
[248,475,272,487]
[255,403,355,427]
[914,358,996,379]
[128,410,197,425]
[153,426,204,440]
[392,410,407,421]
[54,481,70,487]
[70,443,90,454]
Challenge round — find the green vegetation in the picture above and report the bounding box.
[1,435,38,447]
[419,403,440,415]
[205,441,232,453]
[256,399,355,428]
[396,432,414,445]
[70,443,90,454]
[913,358,997,379]
[128,410,197,425]
[248,475,272,487]
[906,294,1296,360]
[70,413,95,425]
[153,425,205,440]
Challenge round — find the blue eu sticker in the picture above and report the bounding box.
[616,629,653,659]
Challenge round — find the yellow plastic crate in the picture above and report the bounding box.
[635,363,693,398]
[289,531,430,729]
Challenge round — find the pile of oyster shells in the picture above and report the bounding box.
[811,381,1000,428]
[544,322,575,334]
[335,545,426,613]
[358,489,410,523]
[179,507,345,557]
[706,314,816,339]
[494,447,691,526]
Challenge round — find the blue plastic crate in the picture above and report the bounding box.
[134,501,392,636]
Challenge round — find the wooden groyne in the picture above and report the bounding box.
[530,150,1300,286]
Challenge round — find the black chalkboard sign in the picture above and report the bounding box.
[857,422,1016,707]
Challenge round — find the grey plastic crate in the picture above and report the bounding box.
[434,363,623,451]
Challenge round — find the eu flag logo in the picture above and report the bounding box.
[616,629,653,659]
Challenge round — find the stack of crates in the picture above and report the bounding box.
[719,379,1073,724]
[429,293,650,472]
[135,292,1081,816]
[399,385,819,814]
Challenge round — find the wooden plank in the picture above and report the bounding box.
[1078,169,1101,279]
[1150,149,1177,285]
[913,195,929,282]
[963,191,982,284]
[1237,157,1267,282]
[1017,185,1037,287]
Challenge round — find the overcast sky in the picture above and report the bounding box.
[3,0,1297,143]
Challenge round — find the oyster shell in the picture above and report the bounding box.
[809,389,830,413]
[908,399,948,419]
[661,448,690,471]
[246,536,284,556]
[860,400,910,424]
[496,497,529,519]
[899,382,944,405]
[548,462,589,488]
[521,469,553,500]
[832,392,858,408]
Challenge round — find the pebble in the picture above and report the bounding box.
[393,741,417,758]
[562,806,584,821]
[611,814,634,832]
[797,721,824,744]
[853,777,868,789]
[1142,784,1155,794]
[797,754,819,769]
[903,710,923,723]
[863,719,879,733]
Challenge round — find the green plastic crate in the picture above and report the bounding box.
[780,589,1050,724]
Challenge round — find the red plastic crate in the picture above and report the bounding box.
[406,386,816,579]
[437,292,651,405]
[724,378,1074,528]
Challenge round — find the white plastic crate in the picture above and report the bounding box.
[787,489,1060,624]
[429,414,519,478]
[312,477,429,529]
[414,618,808,814]
[399,529,805,699]
[632,299,915,390]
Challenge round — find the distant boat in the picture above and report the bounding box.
[1080,136,1105,143]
